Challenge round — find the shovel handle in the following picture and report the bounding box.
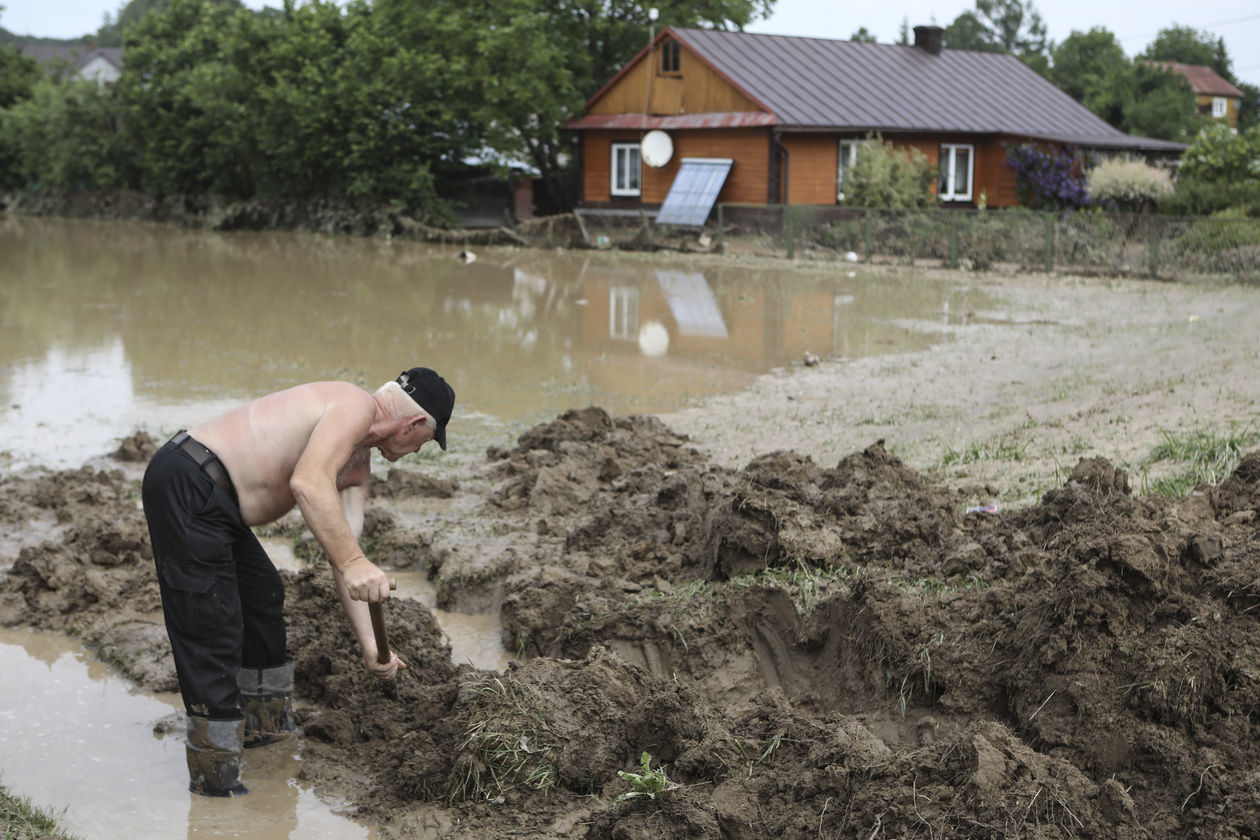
[369,603,391,664]
[368,578,397,665]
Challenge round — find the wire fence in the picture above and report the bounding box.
[701,204,1260,281]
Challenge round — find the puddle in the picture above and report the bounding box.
[259,539,512,672]
[0,627,377,840]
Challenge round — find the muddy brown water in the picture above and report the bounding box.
[1,217,986,837]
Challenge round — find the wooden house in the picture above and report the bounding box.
[1155,61,1244,131]
[565,26,1185,221]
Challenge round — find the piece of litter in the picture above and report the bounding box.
[965,505,998,514]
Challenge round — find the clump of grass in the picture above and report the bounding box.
[1141,424,1260,497]
[1,785,79,840]
[940,433,1029,466]
[454,676,558,801]
[616,752,679,801]
[728,558,856,614]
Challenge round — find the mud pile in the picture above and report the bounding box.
[2,409,1258,839]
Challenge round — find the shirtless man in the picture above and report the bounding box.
[141,367,454,797]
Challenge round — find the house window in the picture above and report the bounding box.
[1212,97,1228,118]
[938,143,973,202]
[611,143,642,197]
[660,40,680,74]
[610,287,640,340]
[837,140,863,201]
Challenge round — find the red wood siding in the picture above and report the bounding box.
[582,128,771,205]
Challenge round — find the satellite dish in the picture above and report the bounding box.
[641,130,673,168]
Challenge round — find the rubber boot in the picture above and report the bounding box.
[186,716,248,797]
[238,660,298,748]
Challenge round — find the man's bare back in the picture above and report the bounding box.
[190,381,376,527]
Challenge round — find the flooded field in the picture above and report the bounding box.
[0,215,981,470]
[3,215,1259,839]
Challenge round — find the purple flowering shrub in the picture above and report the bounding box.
[1005,142,1094,211]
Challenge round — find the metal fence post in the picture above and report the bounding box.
[949,214,959,268]
[717,204,724,252]
[1043,212,1054,273]
[785,205,795,259]
[863,209,872,262]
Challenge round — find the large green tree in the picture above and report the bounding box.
[1047,27,1127,104]
[943,0,1048,71]
[94,0,244,47]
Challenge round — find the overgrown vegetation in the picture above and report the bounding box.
[1139,424,1260,497]
[0,785,78,840]
[838,134,937,209]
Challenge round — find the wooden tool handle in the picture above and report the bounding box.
[369,602,391,664]
[368,579,397,665]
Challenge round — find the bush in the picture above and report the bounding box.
[1179,124,1260,183]
[1087,157,1172,211]
[840,134,937,209]
[1163,177,1260,218]
[1005,142,1093,210]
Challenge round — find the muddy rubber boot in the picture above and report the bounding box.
[238,660,298,748]
[186,716,248,797]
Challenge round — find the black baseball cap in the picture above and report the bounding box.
[397,368,455,450]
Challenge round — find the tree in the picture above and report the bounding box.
[849,27,877,43]
[0,38,41,108]
[94,0,244,47]
[1048,27,1127,104]
[1141,24,1232,79]
[944,0,1046,56]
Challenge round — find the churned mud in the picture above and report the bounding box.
[2,406,1258,839]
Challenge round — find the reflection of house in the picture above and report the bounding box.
[1154,61,1243,131]
[580,267,834,366]
[565,25,1185,217]
[18,44,123,85]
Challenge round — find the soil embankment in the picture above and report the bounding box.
[2,409,1258,839]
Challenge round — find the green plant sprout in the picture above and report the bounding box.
[616,752,679,801]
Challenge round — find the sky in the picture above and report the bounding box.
[2,0,1258,89]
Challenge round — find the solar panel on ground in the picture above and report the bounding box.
[655,158,734,227]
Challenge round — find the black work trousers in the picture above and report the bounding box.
[142,437,287,720]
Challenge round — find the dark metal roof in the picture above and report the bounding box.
[670,28,1184,152]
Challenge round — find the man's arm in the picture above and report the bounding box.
[331,481,406,681]
[288,396,390,603]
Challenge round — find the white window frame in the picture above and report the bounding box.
[1212,97,1228,118]
[609,286,640,340]
[611,143,642,197]
[837,139,862,202]
[938,143,974,202]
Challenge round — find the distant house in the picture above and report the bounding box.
[1154,61,1243,131]
[565,26,1184,221]
[18,44,123,86]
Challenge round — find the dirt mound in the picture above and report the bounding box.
[3,413,1260,839]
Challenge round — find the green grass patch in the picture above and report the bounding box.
[1140,424,1260,497]
[1,785,78,840]
[940,433,1029,466]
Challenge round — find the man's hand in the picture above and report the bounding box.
[339,555,391,603]
[366,650,408,682]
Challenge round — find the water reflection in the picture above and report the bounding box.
[0,216,983,470]
[0,627,375,840]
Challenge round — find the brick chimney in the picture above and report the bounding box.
[914,25,943,55]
